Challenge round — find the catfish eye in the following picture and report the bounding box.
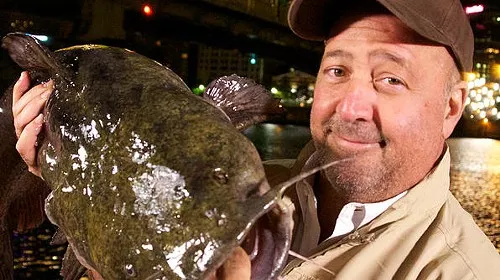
[124,264,137,277]
[213,168,228,184]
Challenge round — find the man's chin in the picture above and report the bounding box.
[321,154,387,199]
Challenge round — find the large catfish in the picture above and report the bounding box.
[1,33,292,280]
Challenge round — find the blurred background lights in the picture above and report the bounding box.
[249,53,257,65]
[465,4,484,15]
[464,74,500,122]
[142,4,153,16]
[26,33,49,42]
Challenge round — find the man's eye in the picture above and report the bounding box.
[328,68,345,77]
[384,77,405,86]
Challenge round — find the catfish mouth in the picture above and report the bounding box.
[239,205,293,280]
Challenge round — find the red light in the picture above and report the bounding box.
[142,4,153,16]
[475,23,486,30]
[465,4,484,14]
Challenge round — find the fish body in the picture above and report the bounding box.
[1,33,291,280]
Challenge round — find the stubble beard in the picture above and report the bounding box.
[316,145,395,203]
[313,118,395,203]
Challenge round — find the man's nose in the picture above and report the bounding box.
[336,82,376,122]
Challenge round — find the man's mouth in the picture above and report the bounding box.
[324,120,386,151]
[329,133,383,154]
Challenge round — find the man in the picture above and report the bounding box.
[269,0,500,278]
[12,0,500,279]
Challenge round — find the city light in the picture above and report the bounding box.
[33,35,48,42]
[465,4,484,15]
[249,53,257,65]
[26,33,49,42]
[142,4,154,16]
[486,48,500,54]
[464,77,500,122]
[465,72,476,82]
[191,84,205,96]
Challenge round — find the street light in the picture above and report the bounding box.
[142,4,154,16]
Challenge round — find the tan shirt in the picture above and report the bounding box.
[264,143,500,280]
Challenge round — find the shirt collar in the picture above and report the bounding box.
[327,191,407,240]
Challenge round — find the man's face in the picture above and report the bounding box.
[311,13,462,202]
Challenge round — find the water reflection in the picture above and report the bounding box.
[447,138,500,251]
[243,123,312,160]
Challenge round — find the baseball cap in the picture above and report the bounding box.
[287,0,474,72]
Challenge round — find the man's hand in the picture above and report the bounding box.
[208,246,251,280]
[12,71,52,178]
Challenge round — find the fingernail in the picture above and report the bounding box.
[35,114,44,125]
[42,79,54,88]
[16,72,25,84]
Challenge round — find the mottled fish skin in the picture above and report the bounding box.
[1,33,292,280]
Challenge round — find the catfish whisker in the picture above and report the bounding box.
[288,250,337,277]
[276,157,355,198]
[144,270,165,280]
[248,228,260,260]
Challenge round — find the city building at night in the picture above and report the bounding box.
[271,69,316,107]
[467,2,500,82]
[461,1,500,138]
[197,44,264,84]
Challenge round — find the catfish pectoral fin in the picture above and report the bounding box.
[61,245,87,280]
[203,74,285,131]
[50,227,67,245]
[7,172,51,233]
[9,175,50,232]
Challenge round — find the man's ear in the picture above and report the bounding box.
[443,80,467,138]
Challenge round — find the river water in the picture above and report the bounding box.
[244,123,500,252]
